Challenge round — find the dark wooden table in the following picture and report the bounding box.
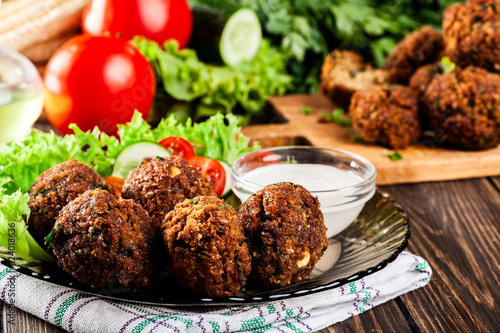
[2,121,500,332]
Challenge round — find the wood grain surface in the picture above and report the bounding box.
[315,176,500,333]
[242,94,500,185]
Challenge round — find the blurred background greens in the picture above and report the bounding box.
[145,0,460,122]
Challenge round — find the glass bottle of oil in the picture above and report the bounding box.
[0,46,44,145]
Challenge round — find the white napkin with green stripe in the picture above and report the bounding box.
[0,251,431,332]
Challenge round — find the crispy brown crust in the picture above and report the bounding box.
[349,85,421,149]
[424,66,500,149]
[382,26,444,84]
[162,196,251,297]
[122,156,216,227]
[320,49,391,108]
[409,63,443,104]
[409,62,444,125]
[238,183,328,287]
[27,158,111,246]
[443,0,500,72]
[52,189,158,292]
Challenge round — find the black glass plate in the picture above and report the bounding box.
[1,189,410,306]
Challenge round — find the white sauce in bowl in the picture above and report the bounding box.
[242,163,363,191]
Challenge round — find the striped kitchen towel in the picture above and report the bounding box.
[0,251,431,333]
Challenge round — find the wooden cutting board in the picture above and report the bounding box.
[241,94,500,185]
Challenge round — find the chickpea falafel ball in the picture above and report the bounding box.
[51,189,159,292]
[162,196,251,297]
[122,155,216,227]
[238,183,328,287]
[349,85,421,149]
[443,0,500,73]
[423,66,500,149]
[409,62,444,124]
[382,26,444,84]
[320,49,391,108]
[409,63,444,105]
[27,158,112,246]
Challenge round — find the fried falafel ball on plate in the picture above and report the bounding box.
[423,66,500,149]
[51,189,159,292]
[382,26,444,84]
[443,0,500,72]
[320,49,391,108]
[27,158,112,246]
[349,85,421,149]
[122,155,216,227]
[162,196,251,297]
[238,182,328,287]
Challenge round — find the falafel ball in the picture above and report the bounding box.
[238,183,328,287]
[423,66,500,149]
[51,189,158,292]
[162,196,251,297]
[122,155,216,227]
[443,0,500,72]
[27,158,111,246]
[382,26,444,84]
[349,85,421,149]
[409,62,444,124]
[409,62,444,105]
[320,49,391,108]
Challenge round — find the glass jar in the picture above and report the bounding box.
[0,46,44,145]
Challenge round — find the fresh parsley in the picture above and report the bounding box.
[385,151,403,161]
[301,107,313,115]
[332,109,352,126]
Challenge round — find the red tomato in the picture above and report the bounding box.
[43,35,155,136]
[159,136,196,160]
[82,0,193,49]
[188,156,226,197]
[105,176,125,197]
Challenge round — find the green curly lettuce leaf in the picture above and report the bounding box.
[0,178,55,264]
[132,37,293,120]
[107,111,259,166]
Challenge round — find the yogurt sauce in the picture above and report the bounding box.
[242,163,363,191]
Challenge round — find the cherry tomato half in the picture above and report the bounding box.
[105,176,125,197]
[188,156,226,197]
[43,35,156,136]
[159,136,196,160]
[82,0,193,49]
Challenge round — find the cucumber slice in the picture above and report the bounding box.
[219,9,262,66]
[112,142,171,178]
[220,160,233,198]
[189,2,262,66]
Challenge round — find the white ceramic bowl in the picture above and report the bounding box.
[231,146,377,238]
